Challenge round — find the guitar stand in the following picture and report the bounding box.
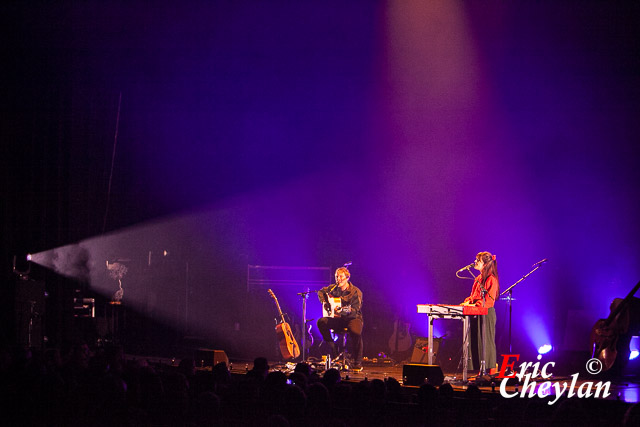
[334,350,349,371]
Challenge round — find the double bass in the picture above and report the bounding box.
[268,289,301,360]
[590,279,640,372]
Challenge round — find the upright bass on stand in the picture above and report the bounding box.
[590,280,640,372]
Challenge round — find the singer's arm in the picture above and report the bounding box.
[344,286,363,317]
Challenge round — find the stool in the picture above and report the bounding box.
[331,328,349,370]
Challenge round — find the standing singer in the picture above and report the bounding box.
[461,251,499,374]
[317,267,363,370]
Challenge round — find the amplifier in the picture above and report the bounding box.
[410,337,441,364]
[195,348,229,368]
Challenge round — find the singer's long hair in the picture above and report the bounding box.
[477,251,499,293]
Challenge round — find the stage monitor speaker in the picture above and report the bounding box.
[410,336,441,364]
[402,363,444,386]
[195,348,229,368]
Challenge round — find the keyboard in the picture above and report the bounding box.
[417,304,488,316]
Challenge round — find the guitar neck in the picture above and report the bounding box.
[268,289,287,324]
[274,300,286,323]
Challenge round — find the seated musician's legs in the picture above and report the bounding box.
[317,317,338,356]
[346,318,364,367]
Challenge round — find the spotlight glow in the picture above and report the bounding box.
[630,336,639,360]
[537,344,553,355]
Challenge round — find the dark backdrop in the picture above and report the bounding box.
[2,1,639,363]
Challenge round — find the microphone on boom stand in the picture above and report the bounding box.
[455,262,476,279]
[456,262,475,273]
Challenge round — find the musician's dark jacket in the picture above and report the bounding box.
[317,282,363,320]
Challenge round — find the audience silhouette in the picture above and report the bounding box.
[0,342,634,426]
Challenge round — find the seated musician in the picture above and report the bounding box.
[317,267,364,371]
[606,296,640,376]
[461,251,499,375]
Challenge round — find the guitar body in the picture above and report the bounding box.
[590,318,619,372]
[268,289,301,360]
[324,297,342,318]
[275,321,301,360]
[388,318,412,354]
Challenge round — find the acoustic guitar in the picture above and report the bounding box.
[268,289,301,360]
[323,296,343,318]
[590,279,640,372]
[388,317,412,354]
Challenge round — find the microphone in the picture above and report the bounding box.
[343,261,352,267]
[532,258,548,267]
[456,263,475,273]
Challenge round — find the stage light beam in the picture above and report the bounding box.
[537,344,553,355]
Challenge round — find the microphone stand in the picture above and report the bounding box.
[297,288,318,362]
[500,263,546,356]
[478,283,489,377]
[474,282,495,385]
[456,265,476,280]
[28,300,38,349]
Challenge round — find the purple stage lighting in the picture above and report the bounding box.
[537,344,553,355]
[630,336,639,361]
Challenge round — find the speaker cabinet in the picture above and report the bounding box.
[195,348,229,368]
[410,336,441,364]
[402,363,444,386]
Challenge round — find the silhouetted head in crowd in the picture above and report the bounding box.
[178,357,196,377]
[306,382,330,410]
[385,377,403,401]
[624,402,640,427]
[370,378,387,401]
[439,382,454,399]
[264,370,288,389]
[465,384,482,399]
[253,356,269,373]
[288,372,308,390]
[322,368,341,389]
[418,383,438,406]
[211,362,231,384]
[293,362,311,378]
